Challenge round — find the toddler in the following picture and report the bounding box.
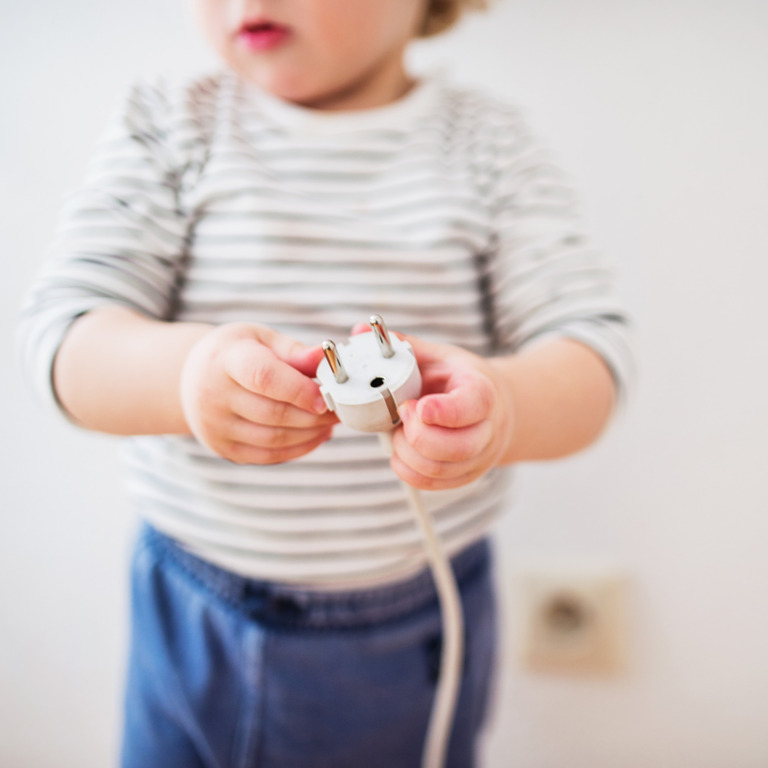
[18,0,634,766]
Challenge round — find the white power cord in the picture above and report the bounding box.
[378,430,464,768]
[316,316,465,768]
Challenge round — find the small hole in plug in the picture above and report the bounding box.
[370,377,385,388]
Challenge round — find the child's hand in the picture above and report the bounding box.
[180,323,337,464]
[390,336,516,491]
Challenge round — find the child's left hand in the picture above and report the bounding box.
[350,322,616,491]
[390,335,516,491]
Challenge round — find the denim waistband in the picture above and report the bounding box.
[139,523,491,631]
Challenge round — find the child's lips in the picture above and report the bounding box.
[237,19,291,51]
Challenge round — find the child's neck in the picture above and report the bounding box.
[295,55,415,112]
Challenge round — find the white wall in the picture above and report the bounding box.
[2,1,767,766]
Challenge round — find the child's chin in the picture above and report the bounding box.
[232,63,313,101]
[264,82,333,109]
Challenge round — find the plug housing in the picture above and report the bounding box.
[316,316,421,432]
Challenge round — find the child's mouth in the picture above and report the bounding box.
[237,20,291,51]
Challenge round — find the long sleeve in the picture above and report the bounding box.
[17,80,191,415]
[13,71,636,586]
[483,108,635,405]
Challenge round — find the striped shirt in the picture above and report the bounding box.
[18,70,634,588]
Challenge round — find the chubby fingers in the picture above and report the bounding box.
[415,370,495,428]
[247,325,328,379]
[225,337,328,417]
[399,400,493,461]
[387,350,504,488]
[222,425,335,466]
[389,433,493,489]
[229,388,337,429]
[388,400,494,489]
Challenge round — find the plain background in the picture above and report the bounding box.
[2,1,767,766]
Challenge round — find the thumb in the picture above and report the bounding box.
[250,326,325,378]
[400,335,494,428]
[287,344,327,378]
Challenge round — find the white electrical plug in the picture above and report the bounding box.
[316,315,422,432]
[315,316,463,768]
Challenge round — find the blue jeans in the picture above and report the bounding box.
[121,524,497,768]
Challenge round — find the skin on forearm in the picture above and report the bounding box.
[490,337,617,464]
[53,305,212,435]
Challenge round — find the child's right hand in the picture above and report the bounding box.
[180,323,337,465]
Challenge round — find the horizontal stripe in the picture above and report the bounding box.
[17,70,633,587]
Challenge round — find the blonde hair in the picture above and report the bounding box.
[419,0,490,38]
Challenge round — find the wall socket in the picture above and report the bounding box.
[511,566,629,675]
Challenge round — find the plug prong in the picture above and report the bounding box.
[370,314,394,359]
[322,340,348,383]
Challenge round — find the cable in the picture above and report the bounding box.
[316,316,466,768]
[379,432,464,768]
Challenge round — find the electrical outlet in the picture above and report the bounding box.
[512,567,629,675]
